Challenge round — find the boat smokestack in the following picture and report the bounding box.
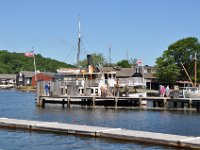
[87,55,94,67]
[87,55,94,73]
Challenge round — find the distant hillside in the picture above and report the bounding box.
[0,50,75,73]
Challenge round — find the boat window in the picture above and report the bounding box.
[91,88,94,93]
[95,89,98,94]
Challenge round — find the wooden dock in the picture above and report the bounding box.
[0,118,200,149]
[36,95,200,111]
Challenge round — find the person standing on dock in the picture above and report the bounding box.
[160,85,166,97]
[45,83,50,96]
[165,85,170,97]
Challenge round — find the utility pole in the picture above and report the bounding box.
[109,46,111,66]
[126,49,129,60]
[194,53,197,87]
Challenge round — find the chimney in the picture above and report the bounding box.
[87,55,94,73]
[87,55,94,67]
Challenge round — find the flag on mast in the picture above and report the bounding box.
[24,51,34,57]
[24,49,37,82]
[137,59,143,65]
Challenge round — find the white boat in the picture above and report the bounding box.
[180,53,200,98]
[118,82,147,105]
[182,87,200,98]
[0,84,15,89]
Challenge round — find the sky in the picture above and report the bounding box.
[0,0,200,66]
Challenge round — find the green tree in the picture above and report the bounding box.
[155,37,200,84]
[0,50,75,73]
[116,59,132,68]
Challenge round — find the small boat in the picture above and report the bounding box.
[121,83,147,105]
[180,53,200,98]
[0,84,15,89]
[182,87,200,98]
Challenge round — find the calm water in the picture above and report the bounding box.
[0,90,199,150]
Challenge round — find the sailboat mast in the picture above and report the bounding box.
[77,16,81,66]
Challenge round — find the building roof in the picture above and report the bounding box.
[21,71,56,78]
[115,68,134,77]
[100,67,134,77]
[0,74,16,79]
[21,71,35,78]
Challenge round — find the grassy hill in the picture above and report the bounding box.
[0,50,75,73]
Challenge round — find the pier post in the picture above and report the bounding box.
[67,96,71,108]
[36,96,41,107]
[163,98,168,110]
[181,102,184,108]
[153,101,156,107]
[197,102,200,111]
[62,99,65,108]
[139,98,142,108]
[115,97,118,108]
[42,99,45,108]
[173,101,177,108]
[92,97,96,107]
[189,99,192,109]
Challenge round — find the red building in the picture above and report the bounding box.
[31,73,54,86]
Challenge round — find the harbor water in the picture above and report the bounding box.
[0,90,200,149]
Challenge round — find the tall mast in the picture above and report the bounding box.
[77,15,81,66]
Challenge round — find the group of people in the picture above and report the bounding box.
[159,85,170,97]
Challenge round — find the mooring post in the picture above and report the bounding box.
[62,99,65,108]
[163,98,168,110]
[189,99,192,109]
[92,97,95,107]
[42,99,45,108]
[139,97,142,108]
[181,102,184,108]
[115,97,118,108]
[36,96,41,107]
[173,101,177,108]
[67,96,71,108]
[197,102,200,111]
[153,101,156,107]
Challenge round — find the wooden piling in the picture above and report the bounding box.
[197,102,200,111]
[42,99,45,108]
[92,97,95,107]
[67,96,71,108]
[62,99,65,108]
[115,97,118,108]
[163,98,168,110]
[189,99,192,108]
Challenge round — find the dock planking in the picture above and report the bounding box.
[37,95,200,111]
[0,118,200,149]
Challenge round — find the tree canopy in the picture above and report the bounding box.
[116,59,132,68]
[155,37,200,84]
[0,50,75,74]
